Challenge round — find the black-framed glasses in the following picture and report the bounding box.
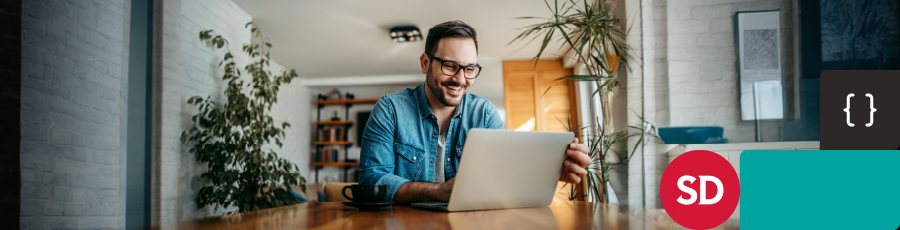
[426,53,482,79]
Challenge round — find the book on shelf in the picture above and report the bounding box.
[318,148,340,163]
[316,126,347,142]
[315,150,355,164]
[315,148,322,162]
[328,149,333,162]
[331,149,340,162]
[331,127,336,142]
[332,149,339,162]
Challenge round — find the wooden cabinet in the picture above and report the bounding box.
[503,59,577,132]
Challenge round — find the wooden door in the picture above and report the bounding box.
[503,59,577,132]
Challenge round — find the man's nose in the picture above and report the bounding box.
[451,69,467,84]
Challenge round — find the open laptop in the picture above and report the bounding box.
[411,128,574,211]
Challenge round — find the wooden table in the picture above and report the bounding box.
[153,201,740,230]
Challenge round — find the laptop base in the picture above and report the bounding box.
[410,202,449,211]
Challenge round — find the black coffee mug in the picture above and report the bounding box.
[342,184,387,203]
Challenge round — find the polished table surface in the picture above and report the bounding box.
[154,201,740,230]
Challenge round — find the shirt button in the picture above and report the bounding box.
[413,156,417,161]
[447,158,450,162]
[433,132,437,135]
[430,160,434,164]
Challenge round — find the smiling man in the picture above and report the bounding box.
[358,20,591,203]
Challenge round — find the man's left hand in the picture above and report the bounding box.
[559,138,591,184]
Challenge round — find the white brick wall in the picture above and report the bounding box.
[21,0,130,229]
[154,0,311,224]
[623,0,794,209]
[662,0,794,142]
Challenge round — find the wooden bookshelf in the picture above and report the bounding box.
[313,162,359,167]
[314,141,352,146]
[315,120,352,126]
[314,98,378,183]
[316,98,379,105]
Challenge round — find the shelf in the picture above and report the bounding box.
[316,120,352,126]
[316,98,379,105]
[314,97,375,183]
[315,141,352,145]
[313,162,360,167]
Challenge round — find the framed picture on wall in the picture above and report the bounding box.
[736,10,784,120]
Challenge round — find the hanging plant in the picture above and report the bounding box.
[181,22,304,213]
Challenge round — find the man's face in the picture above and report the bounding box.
[421,37,477,107]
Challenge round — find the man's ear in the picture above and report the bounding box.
[419,53,429,74]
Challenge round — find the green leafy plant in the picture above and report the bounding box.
[512,0,661,202]
[558,113,661,201]
[181,22,304,213]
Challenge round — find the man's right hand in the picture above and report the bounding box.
[435,177,455,202]
[393,177,456,204]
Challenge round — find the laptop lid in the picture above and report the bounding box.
[446,129,574,211]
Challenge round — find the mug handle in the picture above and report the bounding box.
[342,186,354,202]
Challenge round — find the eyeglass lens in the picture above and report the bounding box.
[440,61,480,79]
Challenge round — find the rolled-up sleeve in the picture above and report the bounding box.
[358,96,409,202]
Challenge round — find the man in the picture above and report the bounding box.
[358,20,591,203]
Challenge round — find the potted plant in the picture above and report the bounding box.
[181,22,305,213]
[511,0,660,202]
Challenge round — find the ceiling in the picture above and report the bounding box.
[231,0,565,80]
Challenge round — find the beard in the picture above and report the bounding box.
[426,66,470,107]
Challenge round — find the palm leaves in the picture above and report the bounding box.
[510,0,632,87]
[511,0,633,99]
[513,0,655,203]
[558,113,661,202]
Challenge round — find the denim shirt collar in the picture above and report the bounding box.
[415,83,463,120]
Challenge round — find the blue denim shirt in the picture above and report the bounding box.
[358,84,504,202]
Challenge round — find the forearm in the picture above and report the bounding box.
[392,182,449,204]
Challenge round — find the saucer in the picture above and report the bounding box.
[342,202,395,210]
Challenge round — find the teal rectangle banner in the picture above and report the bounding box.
[742,150,900,229]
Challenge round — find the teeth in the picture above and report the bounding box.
[446,86,461,90]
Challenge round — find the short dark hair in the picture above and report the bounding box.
[424,20,478,56]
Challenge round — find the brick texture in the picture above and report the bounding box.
[622,0,794,212]
[661,0,794,142]
[20,0,130,229]
[154,0,311,225]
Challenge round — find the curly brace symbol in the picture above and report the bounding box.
[844,94,855,127]
[843,93,877,128]
[865,93,876,127]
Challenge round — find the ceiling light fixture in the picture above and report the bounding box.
[390,26,422,43]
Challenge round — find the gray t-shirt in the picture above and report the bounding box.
[434,131,447,183]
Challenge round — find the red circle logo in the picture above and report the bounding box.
[660,150,740,230]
